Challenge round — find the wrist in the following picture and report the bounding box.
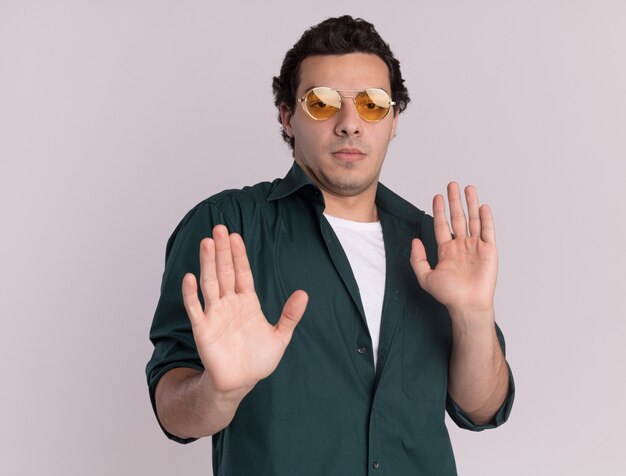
[447,306,496,335]
[198,371,254,405]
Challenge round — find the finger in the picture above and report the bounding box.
[409,238,432,287]
[432,194,452,244]
[182,273,205,326]
[479,204,496,244]
[274,290,309,346]
[230,233,256,293]
[465,185,481,237]
[213,224,236,296]
[199,237,220,304]
[447,181,467,238]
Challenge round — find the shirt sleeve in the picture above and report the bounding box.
[445,323,515,431]
[145,200,235,444]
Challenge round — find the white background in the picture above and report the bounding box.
[1,1,624,474]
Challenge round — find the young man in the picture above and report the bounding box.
[147,16,514,475]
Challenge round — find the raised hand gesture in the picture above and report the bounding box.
[410,182,498,323]
[182,224,309,396]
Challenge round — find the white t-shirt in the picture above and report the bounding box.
[324,213,386,367]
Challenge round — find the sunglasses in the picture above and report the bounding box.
[296,86,396,122]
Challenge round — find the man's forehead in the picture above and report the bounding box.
[296,53,391,93]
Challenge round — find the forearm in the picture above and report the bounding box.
[447,308,509,425]
[154,367,250,439]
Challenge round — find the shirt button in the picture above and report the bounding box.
[372,461,380,469]
[357,345,367,354]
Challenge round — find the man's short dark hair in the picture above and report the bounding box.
[272,15,411,149]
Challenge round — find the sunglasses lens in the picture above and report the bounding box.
[302,87,393,121]
[355,89,392,122]
[304,87,341,120]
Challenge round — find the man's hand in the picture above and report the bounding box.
[183,224,309,396]
[410,183,509,424]
[155,225,308,439]
[410,182,497,323]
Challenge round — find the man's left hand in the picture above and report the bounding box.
[410,182,498,324]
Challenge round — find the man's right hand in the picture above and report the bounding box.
[155,224,307,439]
[182,224,309,398]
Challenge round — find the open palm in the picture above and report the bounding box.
[410,183,498,317]
[182,225,308,394]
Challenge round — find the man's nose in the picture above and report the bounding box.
[334,98,362,137]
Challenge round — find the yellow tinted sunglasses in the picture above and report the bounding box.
[296,86,396,122]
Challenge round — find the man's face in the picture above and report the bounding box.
[280,53,398,200]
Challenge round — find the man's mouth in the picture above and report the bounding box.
[332,148,366,162]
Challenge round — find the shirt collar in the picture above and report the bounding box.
[267,162,317,201]
[268,161,426,224]
[376,182,426,224]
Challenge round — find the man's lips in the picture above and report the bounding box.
[332,148,366,162]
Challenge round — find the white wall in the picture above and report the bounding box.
[1,1,624,474]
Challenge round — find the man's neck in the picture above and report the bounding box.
[321,189,379,223]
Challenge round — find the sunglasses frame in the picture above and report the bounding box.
[296,86,396,122]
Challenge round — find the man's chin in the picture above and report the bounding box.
[323,178,376,198]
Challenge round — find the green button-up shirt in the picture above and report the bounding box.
[146,163,514,475]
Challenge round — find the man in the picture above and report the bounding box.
[147,15,514,475]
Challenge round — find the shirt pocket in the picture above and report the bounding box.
[401,303,452,402]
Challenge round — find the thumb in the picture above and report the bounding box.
[410,238,432,286]
[274,290,309,346]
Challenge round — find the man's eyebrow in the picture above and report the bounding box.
[302,85,390,90]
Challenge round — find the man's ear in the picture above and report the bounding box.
[280,104,294,138]
[390,109,399,140]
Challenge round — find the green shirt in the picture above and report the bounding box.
[146,163,515,476]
